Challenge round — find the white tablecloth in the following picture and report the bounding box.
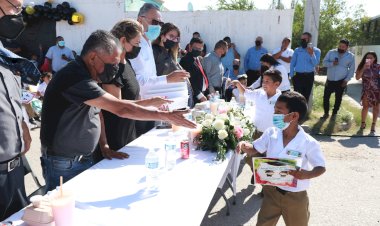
[7,129,238,226]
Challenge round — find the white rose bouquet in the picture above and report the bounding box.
[196,109,255,161]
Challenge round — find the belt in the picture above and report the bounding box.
[0,155,21,172]
[296,72,314,76]
[276,187,289,195]
[44,152,92,162]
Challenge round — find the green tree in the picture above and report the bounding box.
[292,0,370,59]
[270,0,285,9]
[214,0,256,10]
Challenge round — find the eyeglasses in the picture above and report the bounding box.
[0,0,23,16]
[141,16,164,26]
[166,34,180,42]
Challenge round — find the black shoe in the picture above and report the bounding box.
[29,118,37,125]
[34,116,41,122]
[320,114,329,120]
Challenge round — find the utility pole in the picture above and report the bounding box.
[303,0,321,46]
[303,0,321,112]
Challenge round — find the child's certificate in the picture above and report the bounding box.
[253,157,298,188]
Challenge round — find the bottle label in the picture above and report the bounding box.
[147,162,159,169]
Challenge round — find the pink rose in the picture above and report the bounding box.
[234,126,244,139]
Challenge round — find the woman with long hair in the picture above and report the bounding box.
[152,22,194,107]
[355,51,380,133]
[249,53,291,93]
[95,19,170,161]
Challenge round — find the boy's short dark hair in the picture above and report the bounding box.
[214,40,228,50]
[190,37,204,45]
[193,31,200,36]
[263,69,282,84]
[277,91,308,122]
[339,39,349,46]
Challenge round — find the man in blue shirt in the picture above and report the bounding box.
[321,39,355,119]
[289,32,321,102]
[244,36,268,86]
[221,36,240,76]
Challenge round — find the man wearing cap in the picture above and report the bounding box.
[320,39,355,119]
[272,37,294,75]
[244,36,268,86]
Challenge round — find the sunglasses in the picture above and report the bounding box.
[141,16,164,26]
[0,0,23,16]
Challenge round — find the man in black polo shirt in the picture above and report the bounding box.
[40,30,195,192]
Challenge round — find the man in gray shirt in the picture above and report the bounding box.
[203,40,228,94]
[40,30,195,192]
[321,39,355,119]
[0,0,38,220]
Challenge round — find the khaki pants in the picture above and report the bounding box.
[257,186,310,226]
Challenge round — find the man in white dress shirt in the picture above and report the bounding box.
[131,3,190,135]
[272,37,294,75]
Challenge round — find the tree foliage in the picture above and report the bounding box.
[215,0,256,10]
[291,0,370,58]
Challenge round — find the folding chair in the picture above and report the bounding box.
[22,155,46,198]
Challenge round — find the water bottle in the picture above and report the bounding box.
[215,91,220,100]
[145,148,159,190]
[165,133,177,170]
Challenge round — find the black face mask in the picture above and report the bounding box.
[0,13,25,40]
[125,46,141,59]
[98,63,119,83]
[191,50,201,57]
[255,41,262,47]
[301,39,308,48]
[233,65,239,70]
[164,39,176,49]
[337,48,345,54]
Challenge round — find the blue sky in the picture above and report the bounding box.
[163,0,379,17]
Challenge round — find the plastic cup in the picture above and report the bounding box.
[51,190,75,226]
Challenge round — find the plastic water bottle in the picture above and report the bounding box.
[145,148,159,190]
[165,133,177,170]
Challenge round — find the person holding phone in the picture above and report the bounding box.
[289,32,321,103]
[321,39,355,119]
[355,51,380,133]
[45,36,74,74]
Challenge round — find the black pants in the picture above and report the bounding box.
[292,72,315,102]
[135,121,155,137]
[246,70,261,87]
[0,159,28,221]
[323,79,346,115]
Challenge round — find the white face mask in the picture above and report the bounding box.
[272,114,292,130]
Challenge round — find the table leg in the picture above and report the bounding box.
[217,187,231,216]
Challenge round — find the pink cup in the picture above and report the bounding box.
[51,191,75,226]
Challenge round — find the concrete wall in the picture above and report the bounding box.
[24,0,294,64]
[126,10,294,65]
[353,45,380,69]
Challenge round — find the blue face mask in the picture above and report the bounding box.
[58,40,65,47]
[273,114,291,130]
[145,25,161,41]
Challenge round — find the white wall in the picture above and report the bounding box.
[24,1,294,61]
[126,10,294,63]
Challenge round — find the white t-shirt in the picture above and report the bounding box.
[129,36,167,97]
[45,45,74,72]
[37,81,48,97]
[249,64,291,92]
[244,88,281,132]
[253,126,326,192]
[272,47,294,73]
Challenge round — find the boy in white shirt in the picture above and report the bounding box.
[232,69,282,183]
[236,91,326,226]
[36,72,52,98]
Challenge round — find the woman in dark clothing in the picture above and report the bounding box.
[152,23,194,108]
[95,19,170,161]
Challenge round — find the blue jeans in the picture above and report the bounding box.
[40,154,94,193]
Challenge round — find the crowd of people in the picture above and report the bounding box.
[0,0,379,225]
